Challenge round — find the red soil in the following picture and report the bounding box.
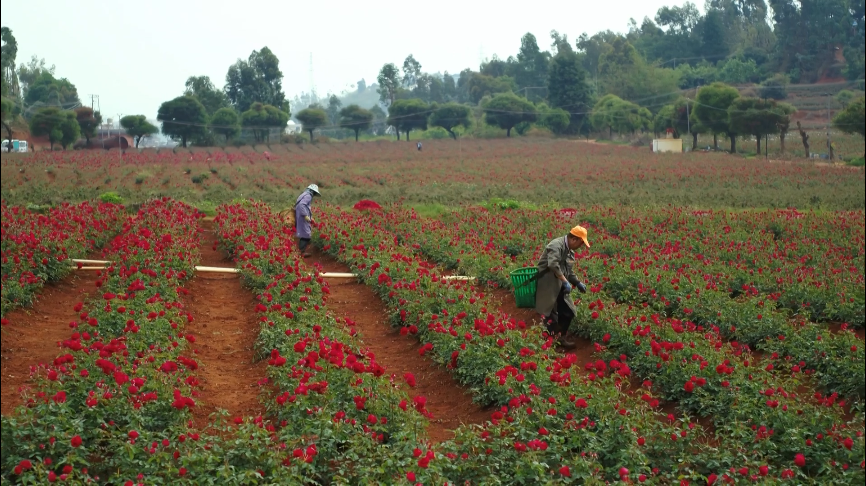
[308,247,492,443]
[184,220,268,428]
[1,272,99,415]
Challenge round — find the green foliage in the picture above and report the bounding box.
[428,103,471,139]
[376,63,401,106]
[1,95,18,141]
[728,97,785,153]
[835,90,857,107]
[120,115,158,148]
[1,27,17,97]
[224,47,286,113]
[694,82,740,150]
[758,74,789,100]
[387,98,429,141]
[74,107,102,145]
[833,96,865,139]
[539,106,571,135]
[183,75,229,116]
[482,93,537,137]
[338,104,374,141]
[467,74,517,104]
[241,102,288,142]
[295,107,328,142]
[590,94,651,137]
[716,57,762,85]
[29,107,79,149]
[209,107,241,143]
[157,96,208,148]
[99,191,123,204]
[23,71,78,108]
[547,49,591,134]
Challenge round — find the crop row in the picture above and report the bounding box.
[376,205,865,400]
[323,204,863,482]
[1,201,125,318]
[312,206,862,483]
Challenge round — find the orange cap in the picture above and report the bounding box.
[569,225,590,248]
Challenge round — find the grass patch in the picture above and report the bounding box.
[409,203,450,218]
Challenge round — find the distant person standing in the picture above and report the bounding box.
[417,141,422,151]
[295,184,321,258]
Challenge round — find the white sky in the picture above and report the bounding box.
[2,0,686,119]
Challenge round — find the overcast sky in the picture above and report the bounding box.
[3,0,690,121]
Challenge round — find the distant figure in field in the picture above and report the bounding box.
[417,142,422,151]
[294,184,321,258]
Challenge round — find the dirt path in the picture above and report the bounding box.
[307,247,491,443]
[1,272,99,415]
[184,220,268,427]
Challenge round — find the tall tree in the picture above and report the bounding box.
[483,93,538,137]
[728,97,784,154]
[402,54,422,89]
[157,96,208,148]
[339,104,374,141]
[16,55,54,100]
[376,63,401,106]
[295,107,328,142]
[387,98,429,141]
[184,76,229,116]
[74,107,102,146]
[832,96,865,157]
[514,33,549,98]
[29,107,79,150]
[467,74,517,104]
[241,102,289,143]
[23,71,79,108]
[590,94,651,138]
[773,102,796,153]
[224,47,286,113]
[547,49,592,134]
[209,108,241,143]
[120,115,158,148]
[1,27,18,98]
[326,95,343,126]
[1,95,19,145]
[429,103,472,139]
[693,82,740,151]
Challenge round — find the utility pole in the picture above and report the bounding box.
[87,94,99,111]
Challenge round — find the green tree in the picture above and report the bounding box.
[387,98,429,141]
[377,63,401,106]
[547,49,592,134]
[694,82,740,151]
[653,104,679,137]
[514,33,550,99]
[23,71,79,108]
[184,76,228,116]
[716,57,761,85]
[1,96,19,145]
[74,107,102,146]
[224,47,286,113]
[429,102,472,139]
[16,55,54,100]
[758,73,789,100]
[1,27,18,98]
[728,97,784,154]
[29,107,78,149]
[338,104,373,142]
[773,102,797,153]
[832,96,865,143]
[467,74,517,104]
[241,102,289,142]
[482,92,537,137]
[120,115,158,148]
[295,108,328,142]
[209,107,240,143]
[157,96,208,148]
[370,105,387,135]
[538,105,571,135]
[326,95,342,126]
[590,94,651,137]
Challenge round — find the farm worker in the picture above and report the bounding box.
[417,141,422,151]
[295,183,321,258]
[534,225,589,349]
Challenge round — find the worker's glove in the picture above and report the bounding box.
[575,281,587,293]
[562,281,572,293]
[304,216,311,222]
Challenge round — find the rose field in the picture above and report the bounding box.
[0,139,864,485]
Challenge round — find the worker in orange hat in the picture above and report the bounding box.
[534,225,589,349]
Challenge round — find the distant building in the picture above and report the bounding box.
[285,120,302,134]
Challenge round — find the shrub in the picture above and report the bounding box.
[99,192,123,204]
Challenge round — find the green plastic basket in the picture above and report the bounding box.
[510,267,538,309]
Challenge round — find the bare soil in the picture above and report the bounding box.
[1,272,99,415]
[184,220,268,428]
[307,247,492,443]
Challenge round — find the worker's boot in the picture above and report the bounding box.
[559,334,577,350]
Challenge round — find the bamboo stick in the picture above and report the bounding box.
[195,266,240,273]
[71,259,112,264]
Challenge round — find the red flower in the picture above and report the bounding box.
[559,465,571,477]
[795,453,806,467]
[70,435,82,448]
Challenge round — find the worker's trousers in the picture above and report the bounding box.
[544,289,575,337]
